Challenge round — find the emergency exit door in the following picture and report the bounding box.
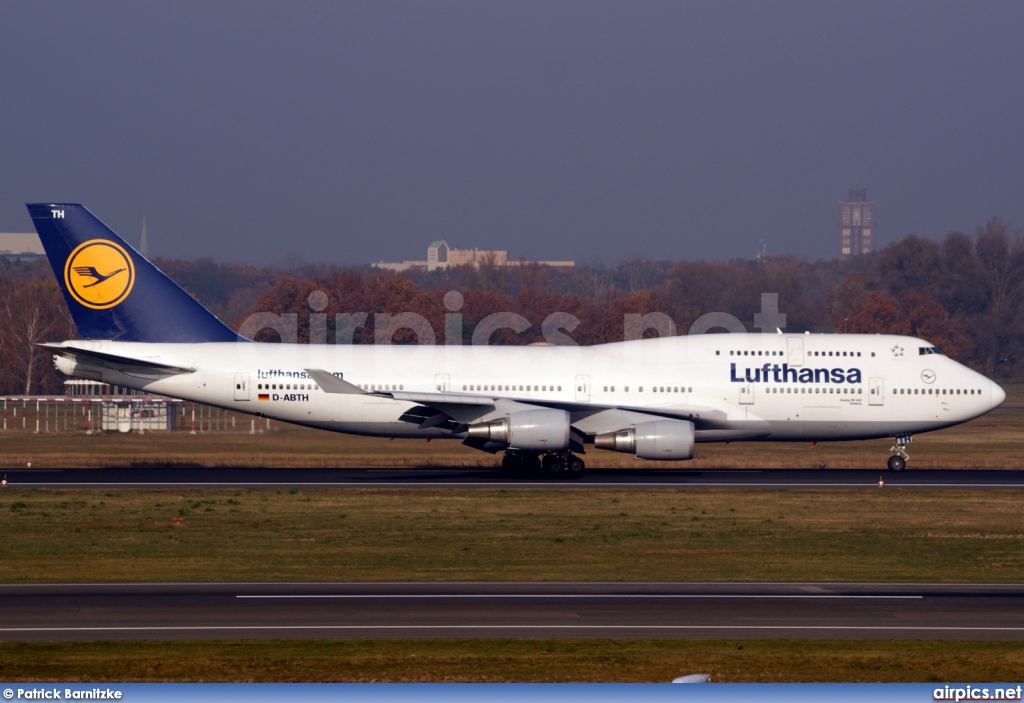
[869,377,884,406]
[576,375,591,402]
[234,372,250,401]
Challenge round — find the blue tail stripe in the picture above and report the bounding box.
[27,203,242,343]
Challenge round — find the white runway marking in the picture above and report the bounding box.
[235,594,924,599]
[1,624,1019,633]
[10,481,1023,489]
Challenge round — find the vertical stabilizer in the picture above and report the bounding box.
[27,203,241,342]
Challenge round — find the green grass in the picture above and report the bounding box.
[2,489,1024,581]
[1,639,1022,682]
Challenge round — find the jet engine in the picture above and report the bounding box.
[466,409,570,451]
[594,419,695,460]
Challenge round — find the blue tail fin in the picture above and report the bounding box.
[27,203,241,342]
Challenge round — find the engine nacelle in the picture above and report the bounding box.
[593,420,695,460]
[467,409,570,451]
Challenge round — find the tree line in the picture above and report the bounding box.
[1,217,1022,395]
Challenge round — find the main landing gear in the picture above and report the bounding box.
[887,434,912,472]
[502,450,585,478]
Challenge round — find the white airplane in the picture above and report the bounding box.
[29,204,1005,474]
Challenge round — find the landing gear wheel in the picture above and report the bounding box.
[521,454,541,473]
[888,434,911,472]
[541,453,563,475]
[502,451,540,475]
[566,455,585,476]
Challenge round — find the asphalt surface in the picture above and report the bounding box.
[2,582,1022,642]
[2,466,1024,489]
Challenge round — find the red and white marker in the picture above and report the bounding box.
[878,476,885,487]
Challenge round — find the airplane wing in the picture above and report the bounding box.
[376,388,731,431]
[304,368,366,395]
[304,368,766,442]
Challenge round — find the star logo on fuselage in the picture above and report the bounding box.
[891,345,904,357]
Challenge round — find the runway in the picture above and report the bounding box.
[2,582,1022,642]
[3,466,1024,489]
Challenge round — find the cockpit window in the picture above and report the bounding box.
[919,347,944,355]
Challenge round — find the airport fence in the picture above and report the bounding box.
[0,397,274,435]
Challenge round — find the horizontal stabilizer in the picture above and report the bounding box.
[304,368,366,394]
[40,343,196,375]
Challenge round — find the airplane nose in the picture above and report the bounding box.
[992,381,1007,408]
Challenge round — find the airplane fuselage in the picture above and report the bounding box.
[52,332,1004,445]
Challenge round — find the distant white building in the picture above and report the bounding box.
[373,240,573,272]
[0,232,45,259]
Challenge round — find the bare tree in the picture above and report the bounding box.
[0,278,72,394]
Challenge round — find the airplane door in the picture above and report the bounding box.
[869,377,884,406]
[234,372,250,401]
[435,373,450,392]
[739,382,754,405]
[787,337,805,367]
[576,374,591,402]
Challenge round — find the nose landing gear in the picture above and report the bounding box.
[887,434,912,471]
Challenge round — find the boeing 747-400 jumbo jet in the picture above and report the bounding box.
[28,204,1005,473]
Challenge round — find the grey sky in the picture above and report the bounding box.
[2,1,1022,265]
